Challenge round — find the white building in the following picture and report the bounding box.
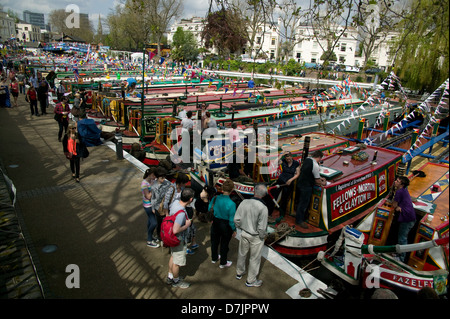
[16,22,41,42]
[361,31,400,70]
[167,17,205,48]
[292,24,359,67]
[167,17,280,61]
[167,15,399,71]
[0,9,16,42]
[245,22,280,61]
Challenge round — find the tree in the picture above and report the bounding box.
[306,0,357,69]
[49,9,94,42]
[392,0,449,92]
[171,27,199,62]
[275,0,308,63]
[148,0,183,59]
[229,0,275,59]
[105,0,182,53]
[354,0,405,69]
[201,8,248,56]
[7,9,19,23]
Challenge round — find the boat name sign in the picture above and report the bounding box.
[331,174,377,217]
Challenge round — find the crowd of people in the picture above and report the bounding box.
[141,166,270,289]
[1,53,92,183]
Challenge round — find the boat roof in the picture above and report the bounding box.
[407,162,449,225]
[320,145,403,185]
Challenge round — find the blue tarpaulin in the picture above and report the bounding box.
[77,119,102,146]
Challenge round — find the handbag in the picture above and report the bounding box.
[158,185,176,216]
[65,152,73,159]
[205,196,217,222]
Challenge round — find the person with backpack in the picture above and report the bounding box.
[161,173,198,254]
[166,188,195,289]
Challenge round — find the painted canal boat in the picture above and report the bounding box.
[317,161,449,296]
[317,225,448,296]
[267,142,403,257]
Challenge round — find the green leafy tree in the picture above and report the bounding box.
[392,0,449,92]
[171,27,199,62]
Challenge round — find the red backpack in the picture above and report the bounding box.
[160,210,188,247]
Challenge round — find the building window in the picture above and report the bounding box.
[271,37,275,45]
[339,56,345,63]
[340,43,346,52]
[257,37,261,44]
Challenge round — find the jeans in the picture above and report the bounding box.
[58,120,69,140]
[398,220,415,262]
[210,217,233,265]
[155,210,164,240]
[295,186,313,224]
[29,100,38,115]
[144,206,158,242]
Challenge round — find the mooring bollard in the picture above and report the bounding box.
[115,128,123,160]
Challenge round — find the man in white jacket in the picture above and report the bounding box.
[234,184,268,287]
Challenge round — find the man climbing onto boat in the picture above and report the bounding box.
[295,150,326,229]
[269,151,300,217]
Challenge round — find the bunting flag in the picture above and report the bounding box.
[401,78,449,161]
[84,44,90,62]
[149,51,156,61]
[73,67,79,81]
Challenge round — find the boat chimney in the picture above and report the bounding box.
[301,136,311,164]
[371,150,378,164]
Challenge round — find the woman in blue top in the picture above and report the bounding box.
[209,179,236,268]
[393,176,416,262]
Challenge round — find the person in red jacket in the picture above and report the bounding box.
[26,85,38,116]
